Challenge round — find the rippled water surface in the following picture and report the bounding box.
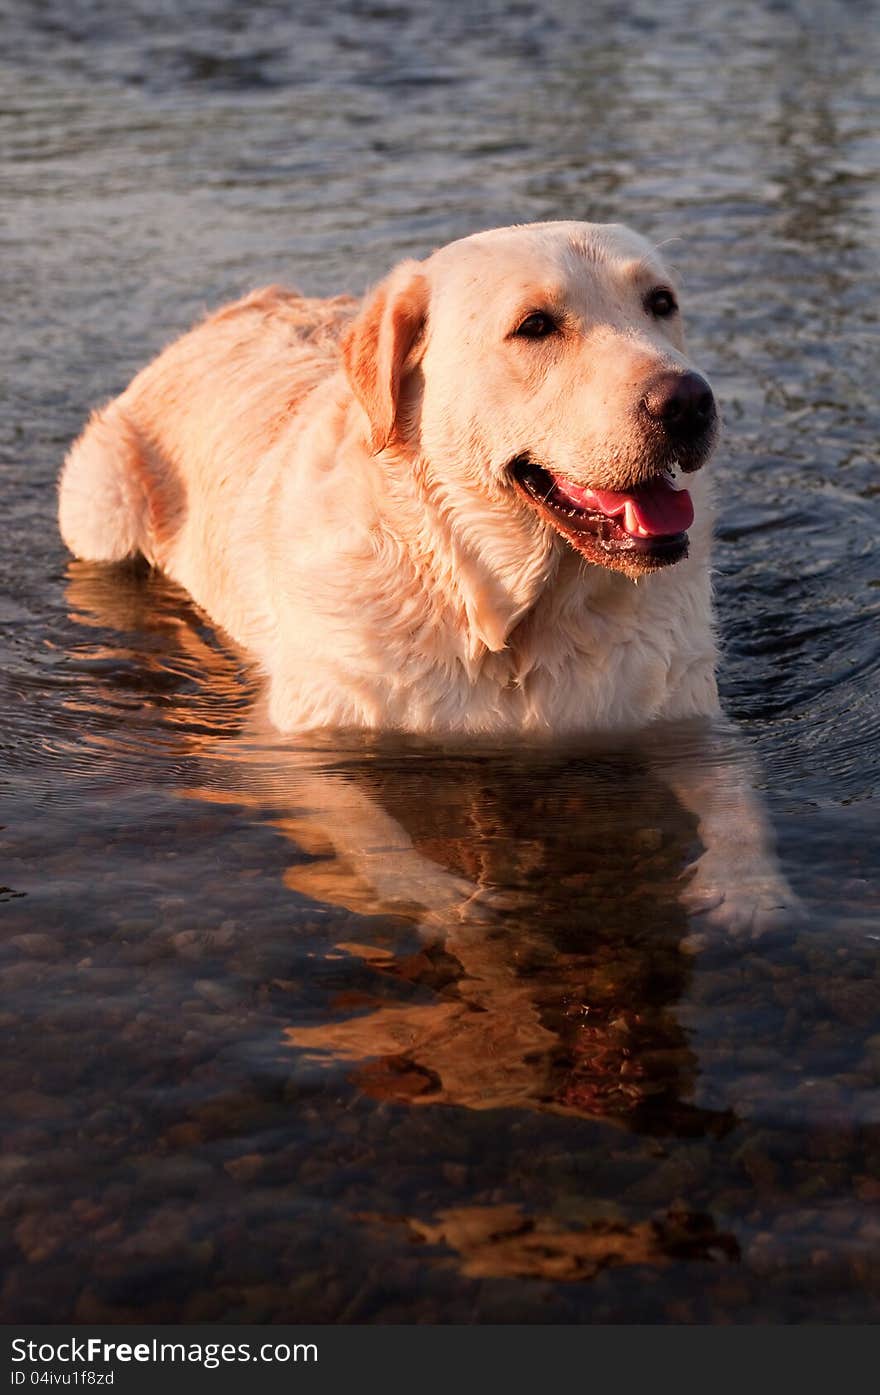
[2,0,879,1322]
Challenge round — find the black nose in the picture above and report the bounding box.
[641,371,715,439]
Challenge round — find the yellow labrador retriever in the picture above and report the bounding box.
[59,221,800,933]
[59,221,720,735]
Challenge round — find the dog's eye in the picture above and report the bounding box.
[645,287,678,318]
[513,311,558,339]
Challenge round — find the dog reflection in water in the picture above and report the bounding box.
[245,751,748,1276]
[64,562,796,1112]
[65,561,794,1278]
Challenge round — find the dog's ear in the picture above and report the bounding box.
[341,260,428,453]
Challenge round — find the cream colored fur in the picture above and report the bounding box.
[59,221,719,736]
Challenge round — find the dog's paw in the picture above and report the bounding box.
[455,884,519,924]
[420,877,515,930]
[384,862,510,930]
[681,854,805,942]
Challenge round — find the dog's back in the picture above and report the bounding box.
[59,288,354,569]
[59,288,357,661]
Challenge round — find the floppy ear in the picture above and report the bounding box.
[340,260,428,453]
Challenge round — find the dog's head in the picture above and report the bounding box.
[341,221,718,591]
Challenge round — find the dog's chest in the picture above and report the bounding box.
[475,622,673,732]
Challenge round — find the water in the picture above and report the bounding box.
[1,0,879,1323]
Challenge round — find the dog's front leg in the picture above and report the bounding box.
[274,765,498,932]
[645,719,804,940]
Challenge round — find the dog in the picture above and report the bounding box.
[59,220,719,735]
[59,221,799,935]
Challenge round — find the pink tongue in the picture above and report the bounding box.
[555,475,694,538]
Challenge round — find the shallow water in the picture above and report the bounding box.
[2,0,879,1323]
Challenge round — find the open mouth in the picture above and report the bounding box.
[511,457,694,571]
